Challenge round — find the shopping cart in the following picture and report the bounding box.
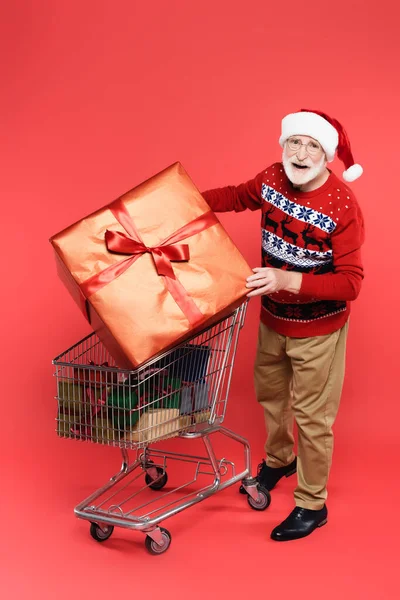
[53,301,271,555]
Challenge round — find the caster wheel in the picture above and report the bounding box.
[145,467,168,490]
[247,485,271,511]
[145,528,172,555]
[90,522,114,542]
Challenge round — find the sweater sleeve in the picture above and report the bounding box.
[202,169,266,213]
[300,203,365,301]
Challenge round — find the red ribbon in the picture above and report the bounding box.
[80,198,219,326]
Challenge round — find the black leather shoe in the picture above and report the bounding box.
[239,457,297,494]
[271,505,328,541]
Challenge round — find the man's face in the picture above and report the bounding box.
[282,135,327,186]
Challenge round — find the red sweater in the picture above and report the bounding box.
[203,162,365,337]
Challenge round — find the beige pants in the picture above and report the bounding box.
[254,321,348,510]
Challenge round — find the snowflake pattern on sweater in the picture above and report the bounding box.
[261,184,337,234]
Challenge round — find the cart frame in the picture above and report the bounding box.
[53,302,270,554]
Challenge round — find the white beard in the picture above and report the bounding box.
[282,151,326,186]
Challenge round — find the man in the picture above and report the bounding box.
[202,109,365,541]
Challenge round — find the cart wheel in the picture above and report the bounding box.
[90,522,114,542]
[247,485,271,511]
[145,528,172,555]
[145,467,168,490]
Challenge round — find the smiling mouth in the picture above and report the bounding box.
[292,163,309,170]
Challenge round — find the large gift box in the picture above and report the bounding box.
[50,162,251,368]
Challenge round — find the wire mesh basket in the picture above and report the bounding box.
[53,303,247,449]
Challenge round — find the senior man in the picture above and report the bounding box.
[202,109,365,541]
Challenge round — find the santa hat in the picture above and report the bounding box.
[279,109,363,182]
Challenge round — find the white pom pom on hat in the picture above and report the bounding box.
[280,109,363,182]
[343,163,363,182]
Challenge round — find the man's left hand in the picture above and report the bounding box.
[246,267,302,297]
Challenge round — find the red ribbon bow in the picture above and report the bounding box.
[104,230,190,279]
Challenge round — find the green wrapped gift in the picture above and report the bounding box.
[107,385,141,431]
[108,375,182,432]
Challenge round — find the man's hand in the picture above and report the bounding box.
[246,268,302,297]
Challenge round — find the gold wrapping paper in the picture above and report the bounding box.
[91,416,115,443]
[56,409,85,438]
[57,380,86,413]
[56,408,114,442]
[194,410,211,424]
[57,380,110,412]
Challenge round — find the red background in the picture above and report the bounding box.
[2,1,399,598]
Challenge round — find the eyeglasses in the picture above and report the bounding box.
[286,137,323,156]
